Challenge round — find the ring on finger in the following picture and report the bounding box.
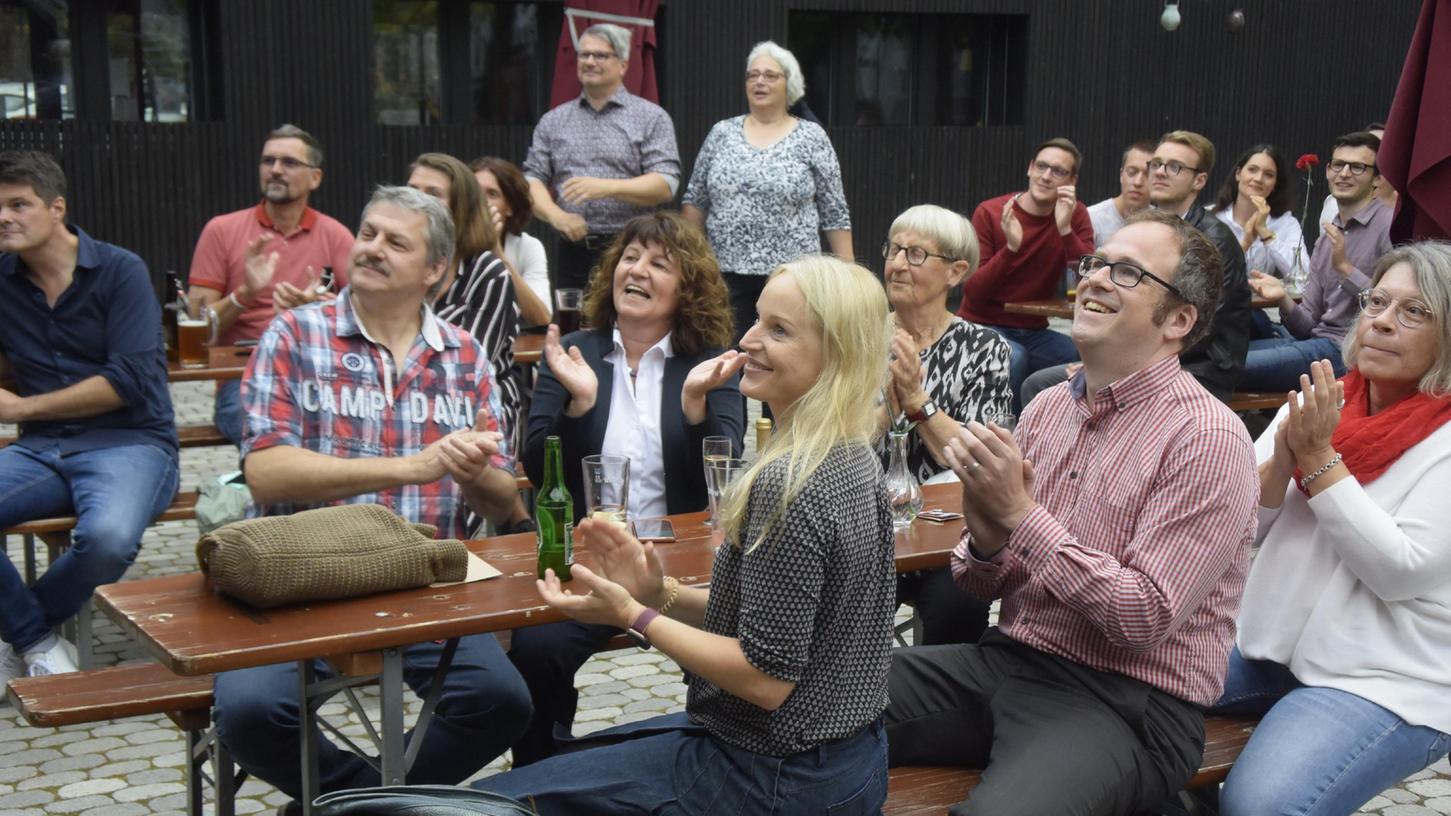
[970,460,982,470]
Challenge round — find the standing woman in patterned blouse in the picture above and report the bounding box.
[880,205,1012,646]
[477,256,896,814]
[406,154,521,427]
[683,41,853,342]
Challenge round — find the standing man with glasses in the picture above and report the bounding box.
[958,137,1096,411]
[1087,140,1155,247]
[524,23,681,293]
[1241,131,1393,392]
[885,209,1259,816]
[187,124,355,445]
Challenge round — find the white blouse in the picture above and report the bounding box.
[1237,407,1451,732]
[1213,208,1309,280]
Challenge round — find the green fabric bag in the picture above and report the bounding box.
[195,471,249,534]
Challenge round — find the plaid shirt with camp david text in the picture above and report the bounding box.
[240,288,513,540]
[951,355,1258,707]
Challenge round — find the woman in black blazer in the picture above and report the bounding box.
[511,212,743,765]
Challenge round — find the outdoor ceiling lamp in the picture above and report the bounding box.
[1161,0,1182,31]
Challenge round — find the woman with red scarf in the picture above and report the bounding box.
[1214,242,1451,816]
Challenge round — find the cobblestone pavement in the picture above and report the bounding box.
[1,382,1447,814]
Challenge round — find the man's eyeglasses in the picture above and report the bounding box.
[1328,159,1376,178]
[1077,254,1184,299]
[1358,288,1433,329]
[1032,160,1072,181]
[577,50,618,63]
[882,242,957,267]
[745,70,785,83]
[1147,158,1203,177]
[259,155,316,171]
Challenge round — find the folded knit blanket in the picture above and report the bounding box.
[197,503,469,609]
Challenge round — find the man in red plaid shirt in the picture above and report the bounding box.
[885,209,1259,816]
[213,186,531,810]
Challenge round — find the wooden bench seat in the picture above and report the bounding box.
[884,714,1257,814]
[0,426,229,450]
[7,662,236,816]
[1228,391,1289,412]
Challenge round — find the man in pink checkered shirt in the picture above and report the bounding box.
[213,186,531,809]
[885,209,1259,816]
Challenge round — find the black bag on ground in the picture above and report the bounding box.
[312,785,535,815]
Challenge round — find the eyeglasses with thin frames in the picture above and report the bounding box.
[1358,288,1433,329]
[882,241,958,267]
[1077,254,1185,300]
[745,70,784,83]
[1032,160,1072,181]
[259,155,316,171]
[1147,158,1203,177]
[577,50,618,63]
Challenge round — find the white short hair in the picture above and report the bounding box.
[747,40,806,106]
[582,24,631,61]
[888,204,980,272]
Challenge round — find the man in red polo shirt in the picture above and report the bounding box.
[187,124,354,445]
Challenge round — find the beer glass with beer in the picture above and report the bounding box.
[554,288,584,335]
[177,301,216,369]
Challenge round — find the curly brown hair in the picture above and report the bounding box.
[582,212,734,357]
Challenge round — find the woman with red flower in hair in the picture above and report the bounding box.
[1215,241,1451,816]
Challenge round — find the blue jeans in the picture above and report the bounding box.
[0,443,178,652]
[507,619,619,766]
[988,326,1078,412]
[1213,647,1451,816]
[212,634,532,800]
[475,711,888,815]
[213,378,243,446]
[1238,336,1345,393]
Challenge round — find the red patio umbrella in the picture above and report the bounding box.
[1380,0,1451,242]
[548,0,661,107]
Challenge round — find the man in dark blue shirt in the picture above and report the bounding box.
[0,150,179,679]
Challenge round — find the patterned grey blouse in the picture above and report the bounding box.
[683,115,851,276]
[878,317,1014,483]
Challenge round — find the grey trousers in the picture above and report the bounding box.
[884,629,1205,816]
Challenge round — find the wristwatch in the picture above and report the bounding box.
[905,400,938,424]
[627,608,660,650]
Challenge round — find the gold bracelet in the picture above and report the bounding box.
[655,576,680,615]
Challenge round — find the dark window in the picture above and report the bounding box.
[372,0,564,126]
[1,2,75,120]
[789,11,1026,127]
[1,0,213,122]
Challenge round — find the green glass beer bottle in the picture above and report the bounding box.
[535,435,573,581]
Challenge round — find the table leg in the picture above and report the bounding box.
[378,647,405,785]
[299,659,320,815]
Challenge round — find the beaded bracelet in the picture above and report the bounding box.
[656,576,681,615]
[1299,452,1343,491]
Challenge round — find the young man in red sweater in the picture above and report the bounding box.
[958,137,1096,410]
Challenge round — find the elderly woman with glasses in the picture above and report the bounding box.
[879,205,1011,646]
[1212,242,1451,816]
[683,40,852,342]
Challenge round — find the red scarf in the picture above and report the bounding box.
[1294,368,1451,490]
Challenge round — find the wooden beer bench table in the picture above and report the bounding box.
[95,484,963,815]
[1004,293,1283,320]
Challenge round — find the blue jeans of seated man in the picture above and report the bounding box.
[474,711,888,815]
[1212,647,1451,816]
[0,443,178,653]
[213,378,243,446]
[1238,336,1345,393]
[989,326,1079,412]
[212,634,532,800]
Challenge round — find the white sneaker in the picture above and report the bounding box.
[0,642,24,684]
[23,638,78,677]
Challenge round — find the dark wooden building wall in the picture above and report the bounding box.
[0,0,1420,287]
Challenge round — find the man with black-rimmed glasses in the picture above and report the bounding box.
[1241,131,1393,392]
